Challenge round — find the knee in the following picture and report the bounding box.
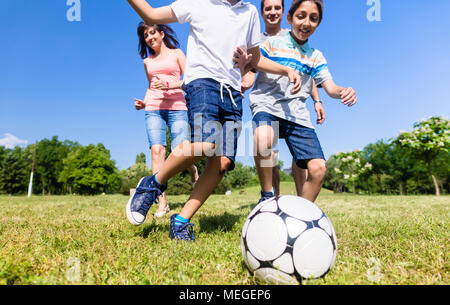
[307,160,327,180]
[219,157,232,175]
[151,145,166,159]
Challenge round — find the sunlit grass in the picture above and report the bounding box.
[0,183,448,285]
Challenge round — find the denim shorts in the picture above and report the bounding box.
[252,111,325,169]
[184,78,243,171]
[144,110,190,151]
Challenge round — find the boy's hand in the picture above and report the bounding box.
[233,47,253,71]
[287,69,302,94]
[340,87,357,106]
[134,98,146,110]
[314,102,325,125]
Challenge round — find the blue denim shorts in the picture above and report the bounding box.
[184,78,243,171]
[252,111,325,169]
[144,110,189,150]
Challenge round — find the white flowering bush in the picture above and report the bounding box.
[395,116,449,195]
[332,150,373,194]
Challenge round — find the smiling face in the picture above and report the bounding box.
[287,0,321,44]
[144,25,165,52]
[261,0,284,27]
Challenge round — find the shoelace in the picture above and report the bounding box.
[175,222,195,241]
[135,186,163,212]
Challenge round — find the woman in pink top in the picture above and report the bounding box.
[134,22,198,218]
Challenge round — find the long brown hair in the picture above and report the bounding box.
[137,22,180,59]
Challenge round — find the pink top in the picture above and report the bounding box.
[144,50,187,111]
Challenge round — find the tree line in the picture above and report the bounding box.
[323,117,449,196]
[0,117,448,196]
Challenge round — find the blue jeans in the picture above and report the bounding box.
[184,78,243,171]
[144,110,189,151]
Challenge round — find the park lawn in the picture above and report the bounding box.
[0,182,448,285]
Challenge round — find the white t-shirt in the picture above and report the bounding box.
[170,0,261,92]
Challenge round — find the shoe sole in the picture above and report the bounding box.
[126,177,145,226]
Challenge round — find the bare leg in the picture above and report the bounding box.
[272,152,280,196]
[151,145,168,212]
[253,125,275,193]
[291,159,307,197]
[155,140,213,185]
[187,164,199,184]
[301,159,327,202]
[179,156,230,219]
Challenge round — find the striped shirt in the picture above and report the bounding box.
[249,33,332,129]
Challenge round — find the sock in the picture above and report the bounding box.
[154,174,161,185]
[174,214,189,226]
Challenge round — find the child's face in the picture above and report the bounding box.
[144,26,164,51]
[262,0,284,27]
[287,1,320,44]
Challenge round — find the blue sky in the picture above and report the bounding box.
[1,0,449,170]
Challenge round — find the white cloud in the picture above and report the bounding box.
[0,133,28,149]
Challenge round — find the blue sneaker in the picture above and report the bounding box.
[258,190,274,204]
[126,175,167,225]
[169,214,195,242]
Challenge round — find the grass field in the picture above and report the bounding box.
[0,182,448,285]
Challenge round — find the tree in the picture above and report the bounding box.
[34,136,79,195]
[135,152,147,164]
[333,150,372,195]
[395,116,450,196]
[119,154,152,195]
[0,147,29,194]
[225,162,254,189]
[59,144,121,195]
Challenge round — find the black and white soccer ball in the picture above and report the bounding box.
[241,195,337,284]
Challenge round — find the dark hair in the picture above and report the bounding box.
[137,22,180,59]
[260,0,285,12]
[288,0,323,23]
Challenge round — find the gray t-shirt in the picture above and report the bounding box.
[249,32,332,129]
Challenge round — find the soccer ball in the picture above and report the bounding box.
[241,195,337,284]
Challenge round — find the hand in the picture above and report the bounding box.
[287,68,302,94]
[314,102,325,125]
[134,98,146,110]
[340,87,357,107]
[233,46,253,70]
[151,75,170,90]
[241,79,253,94]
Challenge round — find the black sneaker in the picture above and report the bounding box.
[257,190,275,204]
[126,175,167,225]
[169,214,195,242]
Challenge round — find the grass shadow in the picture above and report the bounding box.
[198,212,242,233]
[165,201,185,210]
[236,203,258,212]
[135,222,169,239]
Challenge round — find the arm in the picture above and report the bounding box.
[241,71,256,93]
[134,62,151,110]
[311,81,325,124]
[320,79,357,107]
[232,47,256,93]
[247,46,302,94]
[127,0,178,24]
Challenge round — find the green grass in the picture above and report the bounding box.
[0,182,448,285]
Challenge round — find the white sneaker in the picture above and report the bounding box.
[154,205,170,218]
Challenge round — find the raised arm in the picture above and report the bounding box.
[247,46,302,94]
[320,79,357,107]
[127,0,178,24]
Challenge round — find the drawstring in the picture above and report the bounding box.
[220,83,237,108]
